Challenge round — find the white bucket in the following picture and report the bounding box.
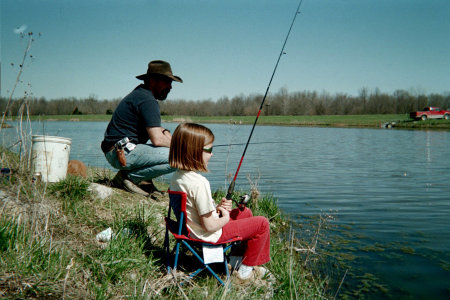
[31,135,72,182]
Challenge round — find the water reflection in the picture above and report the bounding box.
[1,121,449,298]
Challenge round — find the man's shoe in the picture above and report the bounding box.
[113,171,149,196]
[139,180,159,193]
[112,170,126,187]
[123,179,150,196]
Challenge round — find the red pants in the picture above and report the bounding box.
[217,207,270,266]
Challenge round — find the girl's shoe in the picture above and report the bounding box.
[236,264,255,281]
[234,264,274,283]
[254,266,269,278]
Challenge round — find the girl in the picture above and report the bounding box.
[169,123,271,281]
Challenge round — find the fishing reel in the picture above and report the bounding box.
[233,194,250,211]
[225,182,250,211]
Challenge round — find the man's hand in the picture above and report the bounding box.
[146,126,171,147]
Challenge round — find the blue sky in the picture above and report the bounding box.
[1,0,449,102]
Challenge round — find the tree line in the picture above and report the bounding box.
[1,88,449,117]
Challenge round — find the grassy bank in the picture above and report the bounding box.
[19,114,450,129]
[0,148,332,299]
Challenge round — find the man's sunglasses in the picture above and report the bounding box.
[203,147,213,154]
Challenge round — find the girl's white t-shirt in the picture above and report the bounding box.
[170,170,222,243]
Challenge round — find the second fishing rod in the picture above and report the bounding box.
[226,0,303,209]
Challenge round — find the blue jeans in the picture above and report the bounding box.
[105,144,176,184]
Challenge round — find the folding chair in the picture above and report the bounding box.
[164,190,242,285]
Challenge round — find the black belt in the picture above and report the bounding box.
[101,139,136,153]
[104,144,134,154]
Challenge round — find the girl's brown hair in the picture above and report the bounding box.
[169,123,214,172]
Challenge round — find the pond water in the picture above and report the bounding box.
[1,120,449,298]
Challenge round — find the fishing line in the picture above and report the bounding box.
[214,141,289,148]
[226,0,304,200]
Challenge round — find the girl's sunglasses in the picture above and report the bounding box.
[203,147,213,154]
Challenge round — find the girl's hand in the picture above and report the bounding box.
[216,206,230,220]
[219,198,233,212]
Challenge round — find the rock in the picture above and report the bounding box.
[0,189,8,199]
[96,227,113,242]
[88,183,113,199]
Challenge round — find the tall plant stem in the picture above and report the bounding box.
[0,33,34,132]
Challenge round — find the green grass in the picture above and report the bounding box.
[48,174,90,215]
[0,215,72,298]
[0,148,332,299]
[26,114,113,122]
[392,118,450,129]
[25,113,403,126]
[13,113,450,129]
[171,114,405,127]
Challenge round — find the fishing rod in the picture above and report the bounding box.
[226,0,304,208]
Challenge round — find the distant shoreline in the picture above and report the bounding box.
[8,114,450,129]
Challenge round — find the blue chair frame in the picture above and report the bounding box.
[164,190,241,285]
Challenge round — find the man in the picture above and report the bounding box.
[101,60,182,196]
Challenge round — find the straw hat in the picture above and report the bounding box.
[136,60,183,82]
